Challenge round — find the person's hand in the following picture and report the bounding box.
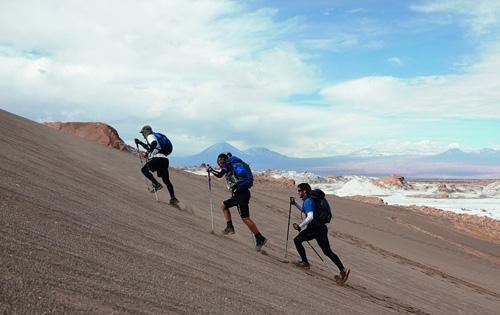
[206,165,214,173]
[290,197,295,205]
[140,151,148,159]
[134,138,141,145]
[293,223,301,231]
[230,184,238,193]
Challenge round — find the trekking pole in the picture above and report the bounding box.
[207,168,214,233]
[136,144,158,202]
[284,198,293,259]
[306,241,324,262]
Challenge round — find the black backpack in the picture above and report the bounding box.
[310,189,332,224]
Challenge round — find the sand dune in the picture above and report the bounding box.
[1,109,499,314]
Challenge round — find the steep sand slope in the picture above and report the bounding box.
[1,109,499,314]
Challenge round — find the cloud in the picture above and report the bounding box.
[387,57,402,66]
[302,36,359,52]
[411,0,500,35]
[324,8,334,16]
[351,139,465,156]
[0,0,498,158]
[0,0,322,155]
[320,46,500,119]
[348,8,367,14]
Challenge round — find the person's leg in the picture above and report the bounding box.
[241,217,258,234]
[158,158,176,200]
[141,163,160,185]
[236,190,266,249]
[221,197,237,234]
[315,225,345,272]
[293,230,313,264]
[237,190,257,233]
[220,202,232,221]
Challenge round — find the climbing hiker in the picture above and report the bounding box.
[134,125,179,205]
[206,153,267,251]
[291,182,349,282]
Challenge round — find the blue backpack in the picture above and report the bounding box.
[153,132,173,156]
[228,156,253,189]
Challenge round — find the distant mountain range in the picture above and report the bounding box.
[170,142,500,178]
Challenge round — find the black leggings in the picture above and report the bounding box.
[141,158,175,199]
[294,224,344,271]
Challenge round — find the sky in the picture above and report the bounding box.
[1,0,499,157]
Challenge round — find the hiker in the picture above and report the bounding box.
[134,125,178,205]
[206,153,267,251]
[291,182,348,280]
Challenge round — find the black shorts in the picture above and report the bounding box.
[223,189,251,218]
[146,157,170,177]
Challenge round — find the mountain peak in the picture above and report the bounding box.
[200,142,241,154]
[439,148,467,155]
[244,147,286,158]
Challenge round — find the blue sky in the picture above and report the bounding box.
[0,0,499,157]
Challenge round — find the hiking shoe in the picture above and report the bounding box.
[293,261,310,269]
[222,225,235,235]
[340,268,350,281]
[169,197,179,205]
[150,182,163,193]
[255,237,267,251]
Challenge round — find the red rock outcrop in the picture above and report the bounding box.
[373,175,413,189]
[44,122,133,152]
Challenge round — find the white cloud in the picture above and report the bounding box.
[0,0,322,155]
[302,36,359,52]
[387,57,402,66]
[348,8,368,14]
[446,142,461,149]
[0,0,498,157]
[352,139,463,156]
[324,8,334,16]
[320,48,500,119]
[411,0,500,35]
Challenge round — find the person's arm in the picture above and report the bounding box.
[134,138,150,151]
[145,134,162,158]
[149,140,159,155]
[290,197,303,211]
[299,211,314,230]
[208,166,227,178]
[298,198,315,229]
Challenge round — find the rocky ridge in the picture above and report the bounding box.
[43,122,133,152]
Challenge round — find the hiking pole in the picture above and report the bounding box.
[136,144,158,202]
[284,197,293,259]
[207,168,214,234]
[306,241,324,262]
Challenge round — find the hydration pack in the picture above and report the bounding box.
[310,189,332,224]
[228,156,253,189]
[153,132,173,156]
